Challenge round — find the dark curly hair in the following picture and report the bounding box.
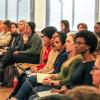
[76,30,98,53]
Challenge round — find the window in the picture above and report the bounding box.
[0,0,6,19]
[46,0,98,31]
[73,0,96,31]
[46,0,63,29]
[0,0,35,21]
[8,0,17,21]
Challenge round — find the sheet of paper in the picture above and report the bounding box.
[37,73,49,83]
[37,90,58,97]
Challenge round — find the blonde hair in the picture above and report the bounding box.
[67,32,76,42]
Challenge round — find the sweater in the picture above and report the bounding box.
[19,33,42,55]
[58,54,82,85]
[68,61,95,89]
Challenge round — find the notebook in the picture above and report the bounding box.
[37,90,58,97]
[37,73,49,83]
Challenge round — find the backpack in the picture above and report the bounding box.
[3,64,20,87]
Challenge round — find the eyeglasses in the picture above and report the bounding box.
[75,42,86,46]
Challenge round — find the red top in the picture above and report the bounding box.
[37,45,52,71]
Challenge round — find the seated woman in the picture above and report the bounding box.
[30,26,57,72]
[93,22,100,57]
[9,32,82,100]
[77,23,88,32]
[60,20,70,34]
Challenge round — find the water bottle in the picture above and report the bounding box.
[13,76,18,88]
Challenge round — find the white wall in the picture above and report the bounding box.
[35,0,46,31]
[99,1,100,21]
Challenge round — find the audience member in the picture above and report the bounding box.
[0,20,11,48]
[60,20,70,34]
[4,20,11,33]
[94,22,100,55]
[31,26,57,72]
[77,23,88,32]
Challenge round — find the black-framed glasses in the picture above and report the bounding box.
[75,42,86,46]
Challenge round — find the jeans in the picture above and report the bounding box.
[15,76,53,100]
[9,73,27,98]
[15,76,37,100]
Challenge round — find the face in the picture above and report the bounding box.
[75,37,89,54]
[51,32,59,46]
[26,25,32,35]
[78,25,85,32]
[11,24,17,33]
[53,37,64,52]
[60,23,65,32]
[94,24,100,35]
[18,21,26,32]
[43,35,51,46]
[65,35,75,53]
[0,20,5,30]
[22,25,31,36]
[90,58,100,86]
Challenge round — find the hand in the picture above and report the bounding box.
[2,49,7,53]
[0,49,7,55]
[38,69,43,73]
[30,67,37,73]
[13,51,19,55]
[51,88,59,93]
[58,85,68,94]
[53,81,60,86]
[48,74,59,79]
[23,35,29,44]
[42,78,52,86]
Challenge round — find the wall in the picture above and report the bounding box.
[35,0,46,31]
[34,0,100,30]
[99,1,100,21]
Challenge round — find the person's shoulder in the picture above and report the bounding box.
[61,51,68,57]
[32,32,41,38]
[4,32,11,35]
